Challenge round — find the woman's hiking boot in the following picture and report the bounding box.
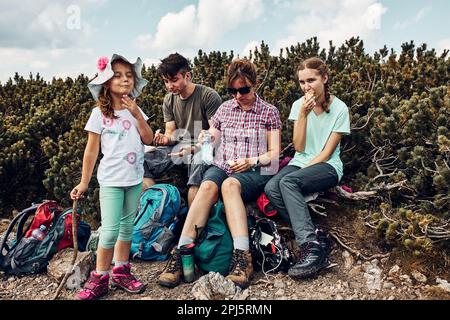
[226,249,254,289]
[111,263,147,294]
[158,247,182,288]
[76,271,109,300]
[288,242,327,279]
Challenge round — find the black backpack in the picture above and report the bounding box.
[0,203,90,275]
[248,216,295,274]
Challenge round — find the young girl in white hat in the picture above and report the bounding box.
[71,54,153,300]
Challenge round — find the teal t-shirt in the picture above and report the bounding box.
[288,96,350,181]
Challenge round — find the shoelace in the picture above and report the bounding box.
[297,243,311,264]
[165,252,181,273]
[231,251,247,275]
[118,272,137,281]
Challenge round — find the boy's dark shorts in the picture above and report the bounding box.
[202,165,274,202]
[143,145,209,187]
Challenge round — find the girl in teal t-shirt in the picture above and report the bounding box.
[264,57,350,280]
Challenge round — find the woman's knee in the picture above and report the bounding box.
[280,174,304,192]
[221,178,241,195]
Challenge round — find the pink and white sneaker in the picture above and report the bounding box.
[76,271,109,300]
[111,263,147,294]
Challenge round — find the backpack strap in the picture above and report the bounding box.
[0,204,40,257]
[147,186,169,223]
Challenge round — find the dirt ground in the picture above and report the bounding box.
[1,204,449,301]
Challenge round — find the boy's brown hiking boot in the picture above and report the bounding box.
[158,247,182,288]
[226,249,254,289]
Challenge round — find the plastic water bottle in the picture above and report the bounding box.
[201,131,214,165]
[31,225,46,241]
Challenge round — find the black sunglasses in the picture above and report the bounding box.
[227,86,251,95]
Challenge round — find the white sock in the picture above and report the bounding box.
[233,236,249,251]
[114,260,129,267]
[95,270,109,276]
[177,236,194,249]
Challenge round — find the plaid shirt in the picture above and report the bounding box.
[211,94,281,175]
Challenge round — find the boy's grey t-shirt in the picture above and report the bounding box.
[162,84,222,143]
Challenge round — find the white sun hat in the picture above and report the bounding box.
[87,53,149,101]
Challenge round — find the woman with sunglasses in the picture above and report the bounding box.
[264,57,350,280]
[158,58,281,289]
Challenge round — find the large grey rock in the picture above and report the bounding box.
[342,250,354,270]
[436,278,450,293]
[363,260,383,291]
[191,272,249,300]
[48,249,95,290]
[411,270,427,283]
[388,265,400,276]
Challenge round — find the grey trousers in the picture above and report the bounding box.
[264,163,339,246]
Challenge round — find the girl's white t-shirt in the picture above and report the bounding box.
[84,107,149,187]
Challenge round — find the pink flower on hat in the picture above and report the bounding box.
[97,56,109,72]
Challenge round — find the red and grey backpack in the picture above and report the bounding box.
[0,200,91,275]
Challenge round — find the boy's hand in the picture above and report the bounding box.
[153,129,170,145]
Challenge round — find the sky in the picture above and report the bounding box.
[0,0,449,83]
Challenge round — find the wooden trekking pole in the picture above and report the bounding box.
[53,199,79,300]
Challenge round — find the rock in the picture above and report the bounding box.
[191,272,248,300]
[388,295,395,300]
[47,249,95,290]
[388,265,400,276]
[342,251,354,270]
[399,274,413,286]
[275,289,284,296]
[274,279,284,289]
[436,278,450,293]
[349,265,362,277]
[411,270,427,283]
[363,263,383,291]
[383,282,395,290]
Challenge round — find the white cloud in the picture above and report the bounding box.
[0,1,103,49]
[393,6,431,30]
[30,61,50,69]
[242,41,260,58]
[134,34,153,50]
[0,47,96,82]
[436,38,450,54]
[150,0,264,51]
[275,0,387,53]
[144,58,161,68]
[364,3,387,30]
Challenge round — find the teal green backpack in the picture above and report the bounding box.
[193,201,233,276]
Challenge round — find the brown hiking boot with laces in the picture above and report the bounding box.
[158,247,182,288]
[226,249,254,289]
